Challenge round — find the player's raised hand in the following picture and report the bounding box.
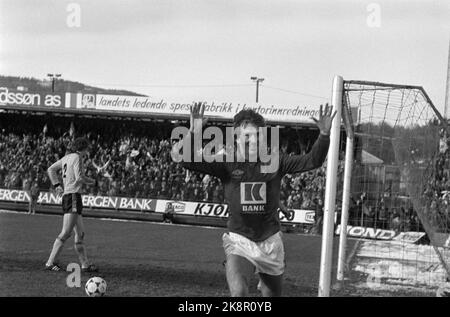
[311,103,337,136]
[189,102,208,133]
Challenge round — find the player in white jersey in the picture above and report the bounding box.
[44,137,98,272]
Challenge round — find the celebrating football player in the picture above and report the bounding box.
[172,102,335,296]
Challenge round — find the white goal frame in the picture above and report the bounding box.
[318,75,349,297]
[318,76,449,297]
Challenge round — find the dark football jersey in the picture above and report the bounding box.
[180,133,330,242]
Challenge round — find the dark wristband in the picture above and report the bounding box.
[53,183,61,189]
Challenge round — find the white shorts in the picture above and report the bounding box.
[222,231,285,276]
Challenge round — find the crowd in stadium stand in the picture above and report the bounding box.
[0,114,326,210]
[347,193,423,233]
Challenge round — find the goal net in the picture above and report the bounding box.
[321,77,450,296]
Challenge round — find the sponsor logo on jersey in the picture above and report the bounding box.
[240,182,266,212]
[231,169,244,178]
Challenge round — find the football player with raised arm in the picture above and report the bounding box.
[172,103,335,296]
[45,137,98,272]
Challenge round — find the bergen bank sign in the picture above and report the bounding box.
[0,87,64,108]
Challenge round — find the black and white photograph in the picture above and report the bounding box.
[0,0,449,300]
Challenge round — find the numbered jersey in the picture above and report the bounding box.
[47,153,83,195]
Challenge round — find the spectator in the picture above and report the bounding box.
[378,206,388,230]
[163,202,175,223]
[390,209,402,232]
[29,179,40,214]
[312,198,324,234]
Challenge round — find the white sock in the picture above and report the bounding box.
[47,238,64,266]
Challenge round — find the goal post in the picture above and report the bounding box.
[318,75,344,297]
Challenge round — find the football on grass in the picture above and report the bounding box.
[85,277,107,297]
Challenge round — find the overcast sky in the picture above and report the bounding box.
[1,0,449,114]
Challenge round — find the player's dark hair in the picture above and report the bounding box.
[233,109,266,128]
[72,137,90,152]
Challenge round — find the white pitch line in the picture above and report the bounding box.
[0,208,225,231]
[96,217,223,230]
[0,208,350,240]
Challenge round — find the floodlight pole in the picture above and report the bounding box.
[47,73,62,93]
[318,75,343,297]
[251,76,264,103]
